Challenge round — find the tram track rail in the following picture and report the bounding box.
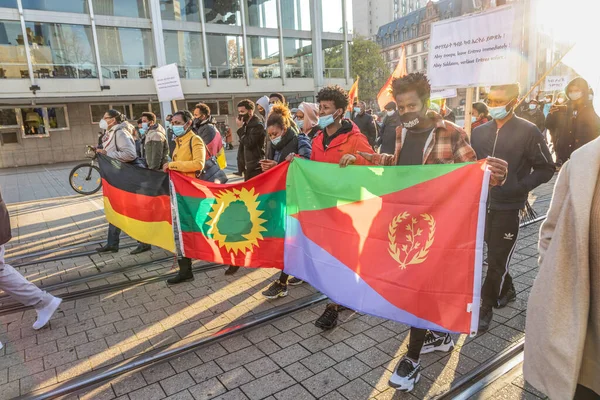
[12,214,549,399]
[0,261,226,315]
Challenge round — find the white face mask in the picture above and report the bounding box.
[99,119,109,130]
[569,91,583,101]
[386,110,395,117]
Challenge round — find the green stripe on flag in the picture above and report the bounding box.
[287,158,473,214]
[176,190,286,238]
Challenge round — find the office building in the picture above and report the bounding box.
[0,0,352,168]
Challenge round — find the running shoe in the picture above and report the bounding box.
[420,331,455,354]
[262,281,288,299]
[389,357,422,392]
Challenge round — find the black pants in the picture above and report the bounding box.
[277,272,289,284]
[482,209,520,308]
[406,327,446,360]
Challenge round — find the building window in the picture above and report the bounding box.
[186,100,232,116]
[90,104,131,124]
[0,108,20,146]
[423,56,427,70]
[206,34,245,79]
[164,31,205,79]
[97,27,156,80]
[0,21,28,79]
[412,58,417,71]
[131,103,150,120]
[283,38,313,78]
[246,0,277,29]
[281,0,311,30]
[413,44,417,54]
[92,0,150,18]
[204,0,241,25]
[247,36,280,79]
[161,0,201,22]
[322,39,344,78]
[423,39,428,51]
[0,0,17,7]
[25,22,98,79]
[19,106,69,138]
[21,0,88,13]
[321,0,344,33]
[47,107,69,130]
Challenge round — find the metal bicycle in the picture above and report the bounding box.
[68,146,102,195]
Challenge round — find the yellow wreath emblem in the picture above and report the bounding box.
[388,212,436,269]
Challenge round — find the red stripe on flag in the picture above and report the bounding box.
[101,179,172,223]
[170,161,289,199]
[180,232,284,269]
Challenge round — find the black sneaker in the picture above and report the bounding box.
[315,304,338,330]
[287,277,304,286]
[389,357,422,392]
[420,331,455,354]
[130,244,151,255]
[166,273,194,285]
[96,245,118,253]
[262,282,288,299]
[225,266,240,275]
[479,306,493,333]
[495,284,517,309]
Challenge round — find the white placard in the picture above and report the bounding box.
[153,64,184,102]
[427,6,519,88]
[544,76,568,92]
[431,88,458,100]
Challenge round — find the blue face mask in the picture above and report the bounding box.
[296,120,304,129]
[271,136,282,146]
[172,125,187,137]
[489,105,510,120]
[142,122,149,130]
[318,111,339,129]
[354,107,361,114]
[471,116,477,123]
[139,128,147,136]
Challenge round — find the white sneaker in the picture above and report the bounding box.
[421,331,455,354]
[389,357,422,392]
[33,297,62,330]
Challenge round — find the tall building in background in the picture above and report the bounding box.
[352,0,425,40]
[0,0,353,168]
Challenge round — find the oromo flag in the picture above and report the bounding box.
[284,159,490,334]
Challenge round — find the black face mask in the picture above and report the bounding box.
[239,113,250,122]
[399,109,426,130]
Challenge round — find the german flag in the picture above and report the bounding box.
[97,155,176,252]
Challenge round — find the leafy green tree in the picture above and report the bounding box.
[349,36,388,102]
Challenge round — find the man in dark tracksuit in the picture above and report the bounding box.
[471,84,555,332]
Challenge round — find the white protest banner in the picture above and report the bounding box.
[427,5,519,88]
[431,88,458,100]
[544,76,568,92]
[153,64,184,102]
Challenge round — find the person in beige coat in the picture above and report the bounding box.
[524,137,600,400]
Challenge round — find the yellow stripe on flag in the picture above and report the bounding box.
[103,197,176,253]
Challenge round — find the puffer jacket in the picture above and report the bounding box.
[169,130,206,178]
[311,119,373,165]
[265,126,312,163]
[193,117,226,169]
[101,122,137,162]
[144,124,169,171]
[237,115,266,180]
[0,187,11,246]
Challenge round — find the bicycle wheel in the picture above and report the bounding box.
[69,164,102,195]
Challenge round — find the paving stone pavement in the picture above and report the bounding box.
[0,163,556,400]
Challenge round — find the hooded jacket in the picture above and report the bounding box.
[300,102,320,136]
[378,111,402,154]
[101,122,137,163]
[0,187,11,246]
[471,115,555,210]
[256,96,270,124]
[192,116,226,168]
[311,119,373,165]
[237,114,266,180]
[144,123,169,170]
[545,77,600,161]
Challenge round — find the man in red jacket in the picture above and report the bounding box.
[308,85,373,329]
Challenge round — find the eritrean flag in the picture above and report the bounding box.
[97,155,176,253]
[170,163,288,269]
[284,159,490,334]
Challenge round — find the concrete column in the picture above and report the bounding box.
[15,0,37,91]
[87,0,107,89]
[198,0,211,86]
[276,0,286,86]
[310,0,324,91]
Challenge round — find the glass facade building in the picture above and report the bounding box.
[0,0,351,168]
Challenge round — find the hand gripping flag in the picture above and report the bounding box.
[284,159,490,334]
[97,155,175,252]
[170,162,289,269]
